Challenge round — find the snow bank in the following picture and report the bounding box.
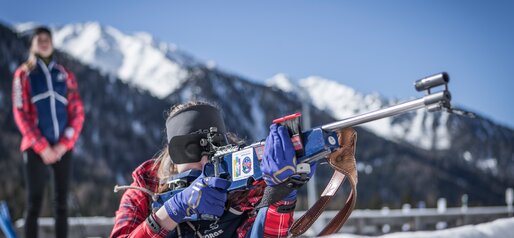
[329,217,514,238]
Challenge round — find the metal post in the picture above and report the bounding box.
[301,90,320,233]
[437,198,447,214]
[461,194,468,213]
[506,188,513,216]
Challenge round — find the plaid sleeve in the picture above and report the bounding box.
[110,185,169,238]
[58,69,85,150]
[12,68,49,154]
[249,200,295,238]
[236,180,296,238]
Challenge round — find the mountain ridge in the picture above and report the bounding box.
[1,22,513,220]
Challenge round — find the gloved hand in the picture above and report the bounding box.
[261,124,297,186]
[164,176,231,223]
[260,124,319,200]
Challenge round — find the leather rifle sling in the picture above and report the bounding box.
[289,171,346,236]
[318,128,358,236]
[289,128,358,237]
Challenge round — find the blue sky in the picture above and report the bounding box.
[2,1,513,128]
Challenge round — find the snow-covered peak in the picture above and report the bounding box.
[16,21,453,150]
[299,76,385,117]
[270,74,452,150]
[132,31,154,45]
[266,73,298,93]
[16,21,200,98]
[13,22,39,32]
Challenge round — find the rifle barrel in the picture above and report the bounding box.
[321,91,449,131]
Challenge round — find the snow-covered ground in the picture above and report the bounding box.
[13,216,514,238]
[330,217,514,238]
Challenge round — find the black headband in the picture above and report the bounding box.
[166,104,226,141]
[166,104,227,164]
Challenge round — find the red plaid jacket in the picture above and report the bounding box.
[111,159,296,238]
[12,62,84,153]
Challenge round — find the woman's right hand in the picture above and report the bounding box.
[164,176,231,223]
[40,146,58,165]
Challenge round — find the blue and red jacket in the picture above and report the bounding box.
[12,58,85,153]
[111,160,296,238]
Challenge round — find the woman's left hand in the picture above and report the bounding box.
[53,143,68,160]
[260,124,297,186]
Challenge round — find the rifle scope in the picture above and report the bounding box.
[415,72,449,92]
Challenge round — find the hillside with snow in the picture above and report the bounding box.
[266,74,514,185]
[13,22,498,152]
[16,22,200,98]
[6,22,513,214]
[267,74,453,150]
[17,21,456,151]
[15,22,513,180]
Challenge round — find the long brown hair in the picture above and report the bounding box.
[154,101,255,207]
[22,41,39,71]
[23,28,53,71]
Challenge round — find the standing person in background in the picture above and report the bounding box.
[12,26,85,238]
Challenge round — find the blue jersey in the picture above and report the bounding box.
[28,59,69,144]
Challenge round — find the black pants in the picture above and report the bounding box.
[23,149,72,238]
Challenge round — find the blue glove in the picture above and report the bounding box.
[261,124,297,187]
[164,176,231,223]
[260,124,319,200]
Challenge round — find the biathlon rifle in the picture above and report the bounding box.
[117,72,466,233]
[193,72,457,190]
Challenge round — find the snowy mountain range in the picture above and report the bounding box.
[12,21,514,176]
[16,22,200,98]
[15,21,457,151]
[266,74,452,150]
[3,22,513,218]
